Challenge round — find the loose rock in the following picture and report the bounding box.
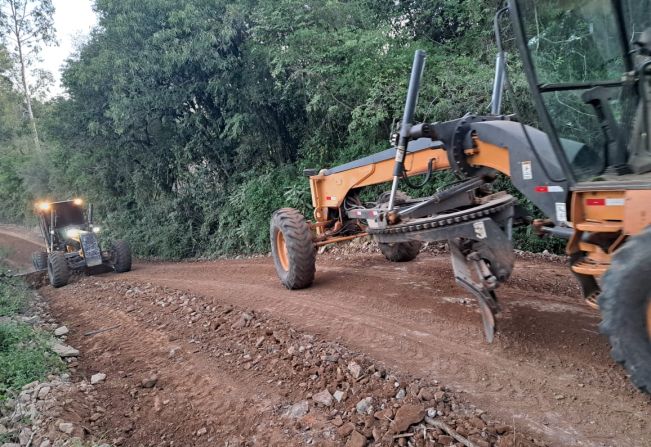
[390,404,425,433]
[18,427,32,445]
[337,422,355,437]
[287,400,309,418]
[51,343,79,358]
[37,386,51,400]
[58,422,74,435]
[348,361,362,379]
[91,373,107,385]
[312,389,333,406]
[345,430,367,447]
[356,397,373,415]
[141,375,158,388]
[54,326,69,336]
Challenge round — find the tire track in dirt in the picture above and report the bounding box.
[121,255,650,447]
[46,278,551,447]
[45,282,317,446]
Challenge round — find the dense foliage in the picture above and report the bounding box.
[0,0,566,257]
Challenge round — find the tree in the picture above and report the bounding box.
[0,0,56,152]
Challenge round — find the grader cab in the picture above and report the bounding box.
[270,0,651,392]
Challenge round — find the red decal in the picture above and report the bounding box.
[535,186,548,193]
[586,198,605,206]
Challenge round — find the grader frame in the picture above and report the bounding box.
[270,0,651,392]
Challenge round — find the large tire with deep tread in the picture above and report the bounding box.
[111,240,132,273]
[270,208,315,289]
[598,225,651,393]
[47,251,70,288]
[378,241,421,262]
[32,251,48,271]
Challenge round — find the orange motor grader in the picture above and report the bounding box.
[270,0,651,392]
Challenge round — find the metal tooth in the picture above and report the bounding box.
[454,217,461,223]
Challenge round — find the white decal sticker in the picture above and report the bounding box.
[521,161,533,180]
[473,221,487,240]
[555,202,567,223]
[547,185,564,192]
[605,198,625,206]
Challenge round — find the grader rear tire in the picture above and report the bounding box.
[270,208,315,290]
[47,251,70,288]
[378,241,421,262]
[598,225,651,393]
[111,240,132,273]
[32,251,48,271]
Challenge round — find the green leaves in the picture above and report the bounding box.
[0,0,565,256]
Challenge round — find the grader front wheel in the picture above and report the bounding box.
[270,208,315,290]
[599,226,651,393]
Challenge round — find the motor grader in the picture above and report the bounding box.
[270,0,651,392]
[32,199,132,288]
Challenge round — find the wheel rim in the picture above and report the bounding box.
[275,231,290,271]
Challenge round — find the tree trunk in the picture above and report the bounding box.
[13,8,41,152]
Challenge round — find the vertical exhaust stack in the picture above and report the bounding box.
[88,203,94,231]
[490,6,510,116]
[490,51,506,115]
[388,50,427,210]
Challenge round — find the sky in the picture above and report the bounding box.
[40,0,97,96]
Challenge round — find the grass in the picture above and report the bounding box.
[0,271,64,401]
[0,274,30,317]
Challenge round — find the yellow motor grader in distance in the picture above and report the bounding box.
[270,0,651,392]
[33,199,132,288]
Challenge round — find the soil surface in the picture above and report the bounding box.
[0,226,42,273]
[1,229,649,446]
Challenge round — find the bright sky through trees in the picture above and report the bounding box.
[40,0,96,96]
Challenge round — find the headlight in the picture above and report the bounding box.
[37,202,50,211]
[92,226,101,233]
[66,228,81,239]
[73,198,83,206]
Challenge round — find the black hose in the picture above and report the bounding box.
[400,158,435,189]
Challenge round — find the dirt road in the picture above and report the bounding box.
[0,226,42,272]
[1,229,649,446]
